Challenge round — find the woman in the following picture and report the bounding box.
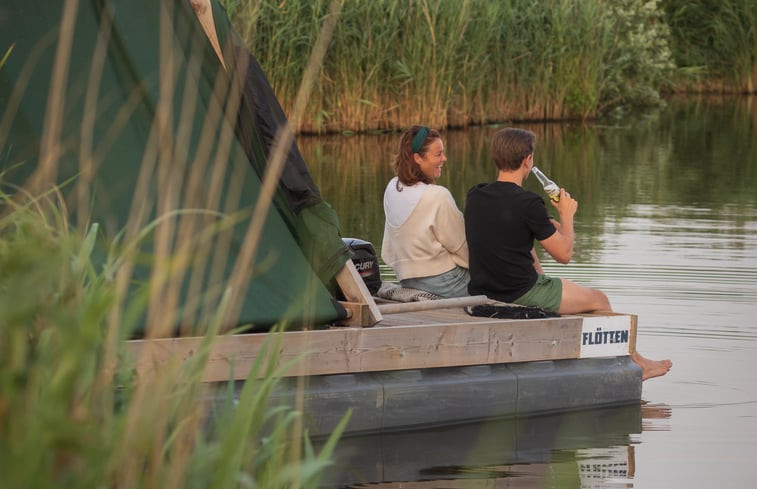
[381,125,470,297]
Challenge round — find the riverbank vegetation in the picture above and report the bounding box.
[220,0,757,133]
[0,192,346,488]
[663,0,757,93]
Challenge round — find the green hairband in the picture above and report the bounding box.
[411,126,429,153]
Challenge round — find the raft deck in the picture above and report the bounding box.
[129,306,642,435]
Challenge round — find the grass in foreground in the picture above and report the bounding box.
[0,192,347,489]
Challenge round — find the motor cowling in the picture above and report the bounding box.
[342,238,382,295]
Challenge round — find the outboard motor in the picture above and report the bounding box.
[342,238,382,295]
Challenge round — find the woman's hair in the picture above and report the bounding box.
[490,127,535,171]
[393,125,441,187]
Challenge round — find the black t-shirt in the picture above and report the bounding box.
[464,181,556,302]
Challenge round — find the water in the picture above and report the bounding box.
[301,96,757,488]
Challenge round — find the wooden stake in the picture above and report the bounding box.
[377,295,489,314]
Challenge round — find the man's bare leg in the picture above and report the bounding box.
[631,351,672,380]
[558,278,612,314]
[555,278,672,380]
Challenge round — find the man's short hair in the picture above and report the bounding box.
[490,128,535,171]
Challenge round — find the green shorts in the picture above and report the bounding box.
[513,274,563,313]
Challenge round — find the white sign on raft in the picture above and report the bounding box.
[579,315,632,358]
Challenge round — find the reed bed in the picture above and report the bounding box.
[298,122,601,251]
[222,0,757,133]
[662,0,757,93]
[222,0,679,132]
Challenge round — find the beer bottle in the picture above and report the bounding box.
[531,166,560,202]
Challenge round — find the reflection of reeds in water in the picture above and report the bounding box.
[300,122,629,274]
[300,124,602,248]
[0,1,346,487]
[299,132,396,248]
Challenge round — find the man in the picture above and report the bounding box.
[465,127,671,380]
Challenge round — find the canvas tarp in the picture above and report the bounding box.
[0,0,350,334]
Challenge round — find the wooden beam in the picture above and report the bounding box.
[189,0,226,69]
[334,259,382,326]
[125,313,636,382]
[336,301,372,325]
[629,313,638,354]
[377,295,489,314]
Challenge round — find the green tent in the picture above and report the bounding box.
[0,0,350,335]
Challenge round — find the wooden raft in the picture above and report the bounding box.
[126,260,637,382]
[127,308,638,383]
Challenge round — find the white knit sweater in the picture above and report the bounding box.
[381,178,469,280]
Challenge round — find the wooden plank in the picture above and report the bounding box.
[336,301,371,325]
[629,313,638,354]
[376,306,496,327]
[189,0,226,69]
[125,314,634,382]
[334,260,382,326]
[377,295,488,314]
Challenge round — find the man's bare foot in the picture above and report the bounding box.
[631,352,672,381]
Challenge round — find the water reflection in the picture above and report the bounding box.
[640,402,673,432]
[301,96,757,488]
[300,97,757,338]
[317,404,665,488]
[301,96,757,255]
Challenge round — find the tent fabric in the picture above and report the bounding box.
[229,46,350,284]
[0,0,349,334]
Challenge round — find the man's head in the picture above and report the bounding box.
[490,128,535,172]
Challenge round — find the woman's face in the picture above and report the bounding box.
[413,138,447,181]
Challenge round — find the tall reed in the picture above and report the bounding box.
[222,0,676,132]
[0,1,348,486]
[0,197,347,488]
[0,130,346,489]
[662,0,757,93]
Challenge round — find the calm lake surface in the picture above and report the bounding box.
[301,96,757,489]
